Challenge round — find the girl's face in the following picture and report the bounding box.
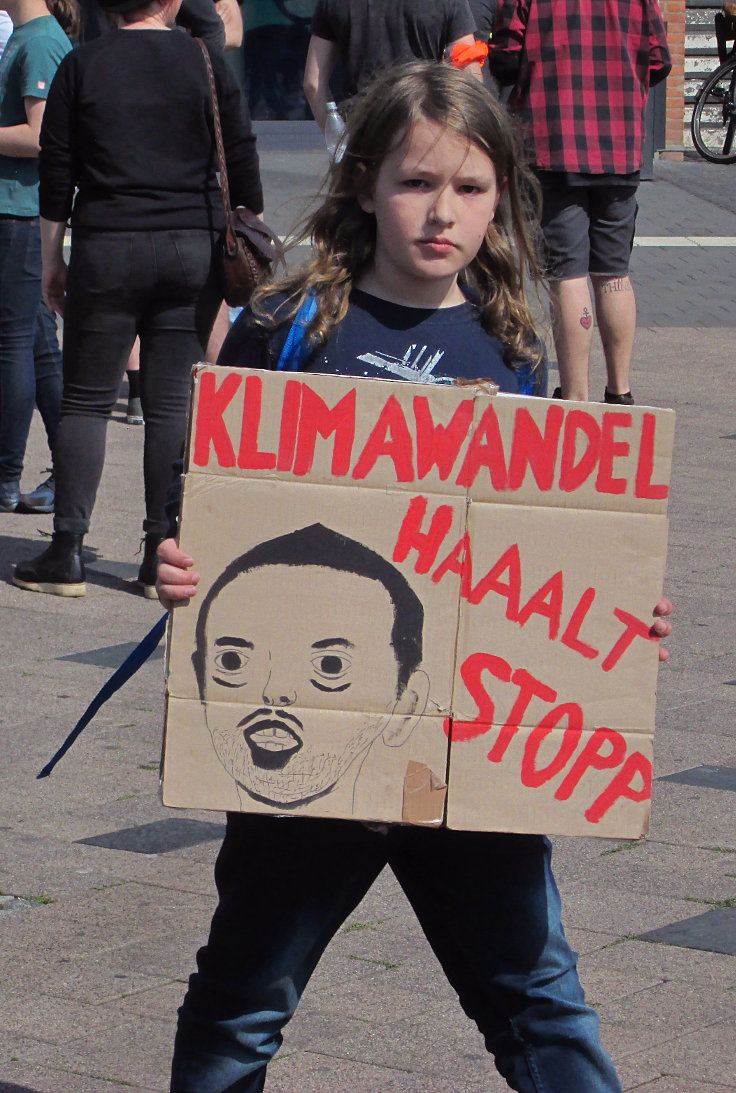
[357,118,501,309]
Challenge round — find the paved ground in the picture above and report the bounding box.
[0,129,734,1093]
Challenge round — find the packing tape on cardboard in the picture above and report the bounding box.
[401,760,447,826]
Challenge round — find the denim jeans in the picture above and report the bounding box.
[171,815,622,1093]
[53,228,220,536]
[0,216,61,483]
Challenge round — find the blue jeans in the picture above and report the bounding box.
[171,815,622,1093]
[0,216,61,482]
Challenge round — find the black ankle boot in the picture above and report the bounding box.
[13,532,86,597]
[604,388,634,405]
[137,534,163,599]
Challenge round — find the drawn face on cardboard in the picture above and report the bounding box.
[199,562,429,807]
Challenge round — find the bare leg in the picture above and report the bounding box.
[591,275,636,396]
[205,301,230,363]
[548,277,594,401]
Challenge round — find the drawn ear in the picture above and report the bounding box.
[382,670,430,748]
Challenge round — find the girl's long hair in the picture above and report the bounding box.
[253,61,544,368]
[47,0,80,38]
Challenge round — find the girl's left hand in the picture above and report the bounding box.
[651,598,673,661]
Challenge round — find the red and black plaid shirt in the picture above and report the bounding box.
[490,0,671,174]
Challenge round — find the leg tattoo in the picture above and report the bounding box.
[598,278,631,294]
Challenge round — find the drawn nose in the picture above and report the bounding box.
[264,694,296,708]
[262,676,297,707]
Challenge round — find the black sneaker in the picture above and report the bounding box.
[604,389,634,405]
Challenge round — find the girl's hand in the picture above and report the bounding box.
[42,260,67,317]
[156,538,200,609]
[651,598,673,661]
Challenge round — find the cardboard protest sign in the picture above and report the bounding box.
[162,365,674,838]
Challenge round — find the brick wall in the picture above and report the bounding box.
[659,0,686,157]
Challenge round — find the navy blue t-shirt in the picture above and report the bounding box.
[220,289,545,395]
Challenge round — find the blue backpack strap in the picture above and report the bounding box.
[275,290,319,371]
[37,613,167,779]
[516,335,549,398]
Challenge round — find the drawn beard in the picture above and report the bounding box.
[238,707,304,770]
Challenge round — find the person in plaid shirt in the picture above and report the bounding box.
[490,0,671,404]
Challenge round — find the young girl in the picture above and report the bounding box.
[158,62,672,1093]
[0,0,75,513]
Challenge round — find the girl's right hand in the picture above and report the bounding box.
[156,538,200,608]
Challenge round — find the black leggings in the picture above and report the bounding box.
[54,228,221,537]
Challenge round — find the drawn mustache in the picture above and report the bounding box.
[238,708,303,732]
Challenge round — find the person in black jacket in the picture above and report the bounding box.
[12,0,263,600]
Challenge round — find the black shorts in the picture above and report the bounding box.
[540,183,638,281]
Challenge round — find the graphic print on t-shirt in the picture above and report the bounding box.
[357,343,446,382]
[308,290,525,394]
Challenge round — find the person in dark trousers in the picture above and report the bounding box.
[12,0,263,598]
[490,0,671,405]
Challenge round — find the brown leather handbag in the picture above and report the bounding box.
[197,38,283,307]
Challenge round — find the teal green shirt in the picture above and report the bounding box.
[0,15,71,216]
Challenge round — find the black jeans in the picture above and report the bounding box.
[54,229,221,536]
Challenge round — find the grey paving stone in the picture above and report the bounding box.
[633,1082,736,1093]
[595,977,735,1055]
[101,979,187,1023]
[0,1063,156,1093]
[0,990,129,1046]
[618,1016,736,1085]
[267,1050,494,1092]
[579,936,736,990]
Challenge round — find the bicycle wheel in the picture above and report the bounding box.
[691,56,736,164]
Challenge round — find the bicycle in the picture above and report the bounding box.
[690,3,736,163]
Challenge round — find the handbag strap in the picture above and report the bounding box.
[196,37,232,224]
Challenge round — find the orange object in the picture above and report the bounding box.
[449,41,489,68]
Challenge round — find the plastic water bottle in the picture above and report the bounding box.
[324,101,346,162]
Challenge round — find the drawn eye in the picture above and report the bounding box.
[214,649,249,674]
[311,653,351,680]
